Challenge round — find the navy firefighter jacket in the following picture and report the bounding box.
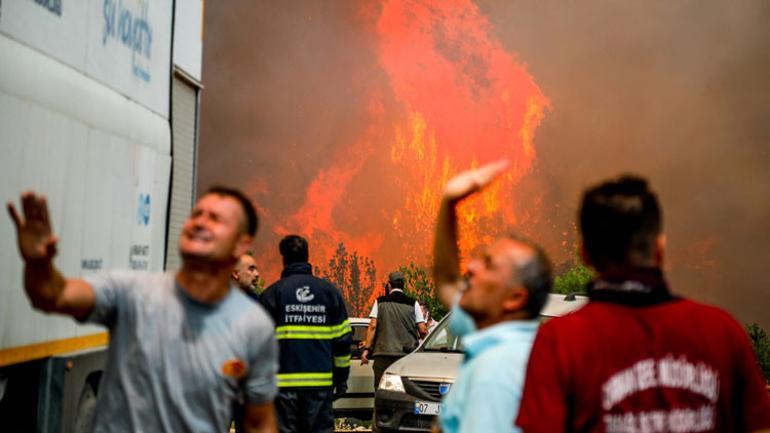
[260,262,352,389]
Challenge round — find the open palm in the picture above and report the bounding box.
[443,159,509,202]
[7,192,58,261]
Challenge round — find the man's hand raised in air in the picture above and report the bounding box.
[442,159,509,203]
[432,160,509,307]
[8,192,59,262]
[7,192,94,319]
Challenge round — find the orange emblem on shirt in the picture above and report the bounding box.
[221,358,247,379]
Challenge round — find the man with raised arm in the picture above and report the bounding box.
[7,187,279,433]
[516,175,770,433]
[431,161,553,433]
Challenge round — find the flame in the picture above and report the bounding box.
[276,132,385,267]
[379,0,550,265]
[260,0,550,314]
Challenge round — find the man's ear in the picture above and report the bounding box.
[502,287,528,313]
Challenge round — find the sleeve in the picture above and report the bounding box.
[414,301,426,323]
[732,322,770,430]
[244,323,279,404]
[80,271,138,328]
[515,323,569,433]
[368,300,378,318]
[331,291,353,387]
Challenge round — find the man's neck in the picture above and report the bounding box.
[177,260,233,304]
[235,283,253,293]
[474,310,531,330]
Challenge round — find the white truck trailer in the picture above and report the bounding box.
[0,1,204,431]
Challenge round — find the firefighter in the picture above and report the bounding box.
[260,235,352,433]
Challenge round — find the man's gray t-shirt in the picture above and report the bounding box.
[82,271,277,432]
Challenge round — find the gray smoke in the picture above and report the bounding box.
[199,0,770,330]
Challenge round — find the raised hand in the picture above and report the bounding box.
[433,160,509,305]
[7,192,58,262]
[443,159,509,202]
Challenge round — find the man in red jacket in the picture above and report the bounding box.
[516,175,770,433]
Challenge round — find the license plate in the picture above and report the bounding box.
[414,401,441,415]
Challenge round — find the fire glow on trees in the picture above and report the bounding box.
[268,0,550,315]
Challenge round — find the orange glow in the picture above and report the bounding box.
[379,0,550,265]
[263,0,549,314]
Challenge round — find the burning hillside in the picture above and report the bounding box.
[262,0,550,313]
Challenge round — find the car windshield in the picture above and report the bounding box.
[421,314,463,353]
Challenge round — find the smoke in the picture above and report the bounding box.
[475,0,770,329]
[199,0,770,330]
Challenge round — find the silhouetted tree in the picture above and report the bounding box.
[747,323,770,383]
[319,242,378,316]
[398,262,447,321]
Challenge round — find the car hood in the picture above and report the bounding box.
[385,351,464,382]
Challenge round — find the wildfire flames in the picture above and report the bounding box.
[264,0,549,314]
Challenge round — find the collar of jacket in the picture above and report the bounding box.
[281,262,313,278]
[587,267,676,307]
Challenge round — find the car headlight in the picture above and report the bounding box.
[379,373,405,393]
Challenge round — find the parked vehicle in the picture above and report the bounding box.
[373,293,589,432]
[0,2,204,431]
[333,317,376,421]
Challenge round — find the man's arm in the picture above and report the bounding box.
[417,322,428,338]
[243,402,278,433]
[360,318,377,365]
[414,302,428,338]
[8,193,95,320]
[433,161,509,307]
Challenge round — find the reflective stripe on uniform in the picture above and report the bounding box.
[275,319,351,340]
[334,354,351,368]
[277,371,333,388]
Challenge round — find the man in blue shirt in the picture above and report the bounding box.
[432,160,553,433]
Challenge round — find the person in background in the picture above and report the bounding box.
[431,160,552,433]
[516,175,770,433]
[361,271,428,389]
[231,251,266,432]
[233,251,261,302]
[260,235,351,433]
[420,302,438,336]
[7,187,278,433]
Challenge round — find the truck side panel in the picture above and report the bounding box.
[0,31,171,360]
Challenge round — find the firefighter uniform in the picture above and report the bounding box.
[260,262,352,433]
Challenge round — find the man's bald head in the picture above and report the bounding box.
[232,253,260,291]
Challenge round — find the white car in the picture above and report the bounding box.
[333,317,375,421]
